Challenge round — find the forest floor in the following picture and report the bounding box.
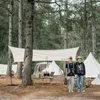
[0,76,100,100]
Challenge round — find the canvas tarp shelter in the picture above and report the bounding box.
[0,64,17,75]
[42,61,63,75]
[84,52,100,78]
[92,74,100,85]
[9,46,79,62]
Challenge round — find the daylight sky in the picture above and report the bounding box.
[52,0,100,4]
[52,0,83,4]
[51,0,100,10]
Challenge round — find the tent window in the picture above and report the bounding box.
[40,64,46,71]
[38,64,47,72]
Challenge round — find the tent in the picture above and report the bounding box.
[92,74,100,85]
[42,61,63,75]
[0,64,8,75]
[9,46,79,62]
[34,62,50,74]
[33,62,51,78]
[0,64,17,75]
[84,52,100,78]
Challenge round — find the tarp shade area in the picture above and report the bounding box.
[84,52,100,78]
[0,64,17,75]
[9,46,79,62]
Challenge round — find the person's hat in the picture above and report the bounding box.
[77,56,82,59]
[69,56,72,59]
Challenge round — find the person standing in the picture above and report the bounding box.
[75,56,86,92]
[66,56,75,92]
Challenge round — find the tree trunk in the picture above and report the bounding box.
[16,0,23,79]
[22,0,35,86]
[7,0,14,75]
[64,0,69,48]
[91,0,96,56]
[83,0,88,57]
[92,24,96,56]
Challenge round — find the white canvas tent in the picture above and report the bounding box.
[12,65,17,73]
[92,74,100,85]
[0,64,8,75]
[42,61,63,75]
[0,64,17,75]
[84,52,100,78]
[9,46,79,62]
[33,62,51,78]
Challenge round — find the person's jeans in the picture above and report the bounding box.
[67,76,74,92]
[77,75,84,91]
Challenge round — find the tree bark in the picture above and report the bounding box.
[7,0,14,75]
[22,0,35,86]
[92,23,96,56]
[83,0,88,57]
[64,0,69,49]
[91,0,96,56]
[16,0,23,79]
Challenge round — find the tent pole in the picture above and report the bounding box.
[10,74,12,85]
[10,65,13,85]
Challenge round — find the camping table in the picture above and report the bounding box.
[41,77,53,84]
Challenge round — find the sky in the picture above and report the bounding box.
[51,0,100,9]
[52,0,100,4]
[52,0,83,4]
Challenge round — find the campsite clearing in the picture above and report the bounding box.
[0,76,100,100]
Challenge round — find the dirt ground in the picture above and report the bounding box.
[0,76,100,100]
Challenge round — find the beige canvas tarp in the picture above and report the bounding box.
[9,46,79,62]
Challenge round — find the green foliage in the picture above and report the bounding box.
[0,0,100,64]
[18,84,23,88]
[56,61,64,70]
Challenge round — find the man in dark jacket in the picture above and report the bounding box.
[75,56,86,92]
[66,56,75,92]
